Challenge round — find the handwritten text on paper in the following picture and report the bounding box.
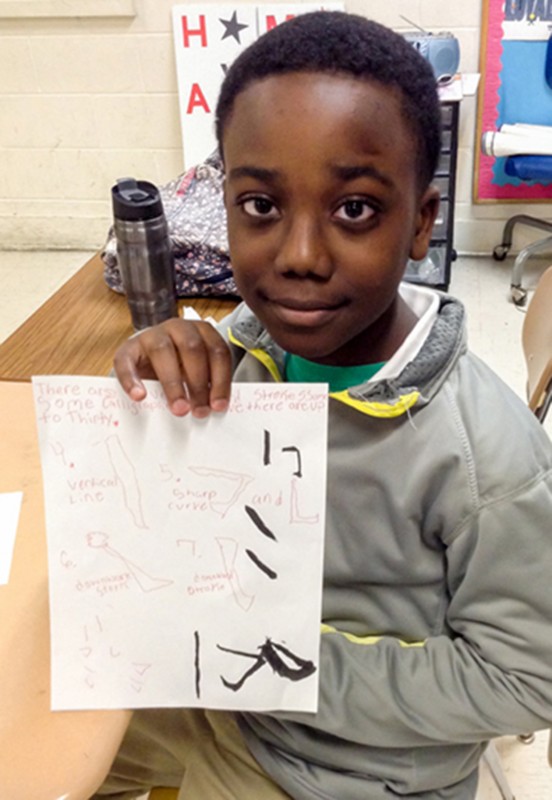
[32,376,328,712]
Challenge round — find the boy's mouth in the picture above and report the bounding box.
[267,296,345,327]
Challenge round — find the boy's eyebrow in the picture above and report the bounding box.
[227,164,394,188]
[331,164,394,188]
[227,166,279,182]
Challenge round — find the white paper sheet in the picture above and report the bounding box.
[0,491,23,585]
[32,376,328,712]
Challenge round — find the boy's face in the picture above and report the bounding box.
[222,72,439,365]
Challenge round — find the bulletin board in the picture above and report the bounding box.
[474,0,552,203]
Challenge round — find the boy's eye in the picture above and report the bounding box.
[241,197,279,218]
[334,199,375,223]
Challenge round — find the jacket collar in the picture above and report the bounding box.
[228,293,466,418]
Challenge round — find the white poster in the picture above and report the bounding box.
[33,376,328,712]
[502,0,552,39]
[172,3,344,166]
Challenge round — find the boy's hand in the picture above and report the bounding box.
[113,318,232,418]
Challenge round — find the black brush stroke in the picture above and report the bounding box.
[244,505,277,541]
[245,549,277,579]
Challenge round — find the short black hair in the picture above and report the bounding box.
[215,11,441,188]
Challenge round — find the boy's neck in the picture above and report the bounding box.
[374,294,419,362]
[316,294,418,367]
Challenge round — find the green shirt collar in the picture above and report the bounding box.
[285,353,386,392]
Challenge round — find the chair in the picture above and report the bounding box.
[489,150,552,307]
[522,264,552,421]
[149,789,178,799]
[483,742,516,800]
[493,213,552,306]
[484,139,552,306]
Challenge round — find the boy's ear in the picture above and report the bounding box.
[409,186,441,263]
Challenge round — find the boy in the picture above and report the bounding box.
[96,11,552,800]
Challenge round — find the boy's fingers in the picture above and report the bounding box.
[142,328,192,414]
[113,339,149,401]
[172,322,232,417]
[114,323,189,414]
[205,330,233,412]
[113,319,232,417]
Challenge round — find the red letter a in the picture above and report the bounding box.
[186,83,211,115]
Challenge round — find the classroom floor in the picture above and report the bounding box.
[1,250,551,798]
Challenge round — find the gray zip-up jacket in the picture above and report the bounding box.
[219,291,552,800]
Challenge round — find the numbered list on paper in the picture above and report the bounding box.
[32,376,328,712]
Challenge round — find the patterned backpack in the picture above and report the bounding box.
[101,151,239,298]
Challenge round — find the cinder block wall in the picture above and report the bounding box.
[0,0,549,253]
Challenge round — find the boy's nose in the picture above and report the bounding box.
[274,215,332,279]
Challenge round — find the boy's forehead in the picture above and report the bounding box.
[228,73,401,126]
[235,70,401,106]
[222,72,412,160]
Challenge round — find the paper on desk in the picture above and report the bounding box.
[32,376,328,712]
[0,491,23,585]
[461,73,480,96]
[437,73,481,102]
[181,305,217,326]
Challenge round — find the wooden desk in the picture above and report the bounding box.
[0,380,131,800]
[0,257,239,798]
[0,253,239,380]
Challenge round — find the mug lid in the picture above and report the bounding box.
[111,177,163,221]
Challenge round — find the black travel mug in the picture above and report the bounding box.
[111,177,177,331]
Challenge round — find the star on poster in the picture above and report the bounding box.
[220,10,250,42]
